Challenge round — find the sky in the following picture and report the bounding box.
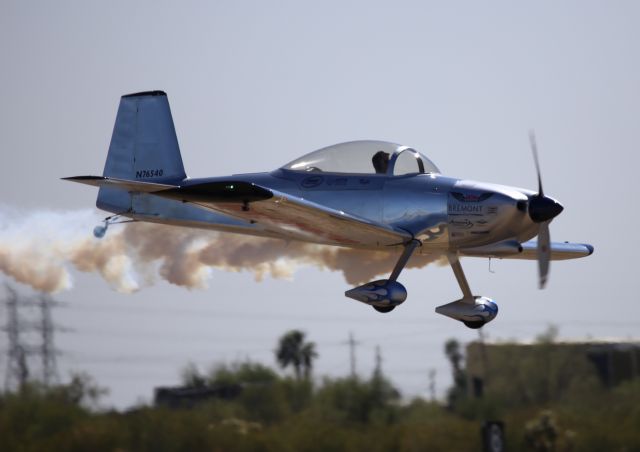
[1,1,639,409]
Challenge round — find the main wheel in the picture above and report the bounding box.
[463,320,485,329]
[373,306,395,313]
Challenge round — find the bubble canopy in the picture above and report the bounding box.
[282,140,440,176]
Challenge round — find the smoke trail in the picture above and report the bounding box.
[0,208,445,293]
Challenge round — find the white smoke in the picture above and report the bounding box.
[0,207,445,294]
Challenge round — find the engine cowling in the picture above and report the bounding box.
[345,279,407,308]
[435,296,498,328]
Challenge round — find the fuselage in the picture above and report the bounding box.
[122,168,541,253]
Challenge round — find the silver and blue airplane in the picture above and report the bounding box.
[65,91,593,329]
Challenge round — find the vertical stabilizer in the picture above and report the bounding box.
[97,90,186,213]
[103,90,186,181]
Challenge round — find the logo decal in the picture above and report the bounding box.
[451,192,493,203]
[301,175,324,188]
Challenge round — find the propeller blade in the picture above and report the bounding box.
[538,220,551,289]
[529,130,544,197]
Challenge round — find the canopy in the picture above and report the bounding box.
[282,140,440,176]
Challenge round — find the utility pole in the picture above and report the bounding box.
[428,368,436,402]
[344,332,360,378]
[374,345,383,378]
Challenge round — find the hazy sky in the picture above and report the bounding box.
[1,1,639,408]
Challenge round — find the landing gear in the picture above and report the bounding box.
[345,243,500,328]
[435,254,499,328]
[373,305,395,313]
[463,320,485,329]
[345,239,420,310]
[93,214,136,238]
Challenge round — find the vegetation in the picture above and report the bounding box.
[1,328,639,451]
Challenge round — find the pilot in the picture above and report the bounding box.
[372,151,390,174]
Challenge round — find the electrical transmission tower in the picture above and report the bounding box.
[39,293,60,386]
[3,284,64,391]
[4,285,29,390]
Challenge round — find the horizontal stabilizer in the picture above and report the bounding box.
[62,176,178,193]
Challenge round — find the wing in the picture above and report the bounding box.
[158,181,411,247]
[461,240,593,260]
[517,241,593,260]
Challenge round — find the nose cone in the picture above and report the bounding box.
[528,195,564,223]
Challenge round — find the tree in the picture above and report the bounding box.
[444,338,467,408]
[445,339,463,377]
[181,362,207,388]
[275,330,318,380]
[525,410,576,452]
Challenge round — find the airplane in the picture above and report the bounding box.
[64,90,593,329]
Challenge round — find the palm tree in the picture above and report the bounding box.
[275,330,318,380]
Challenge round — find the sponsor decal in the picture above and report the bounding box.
[450,219,473,229]
[327,177,348,186]
[451,192,493,203]
[301,175,324,188]
[487,206,498,215]
[448,204,483,214]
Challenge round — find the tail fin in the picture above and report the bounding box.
[97,90,186,213]
[103,90,186,181]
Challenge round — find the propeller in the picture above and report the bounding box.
[528,131,563,289]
